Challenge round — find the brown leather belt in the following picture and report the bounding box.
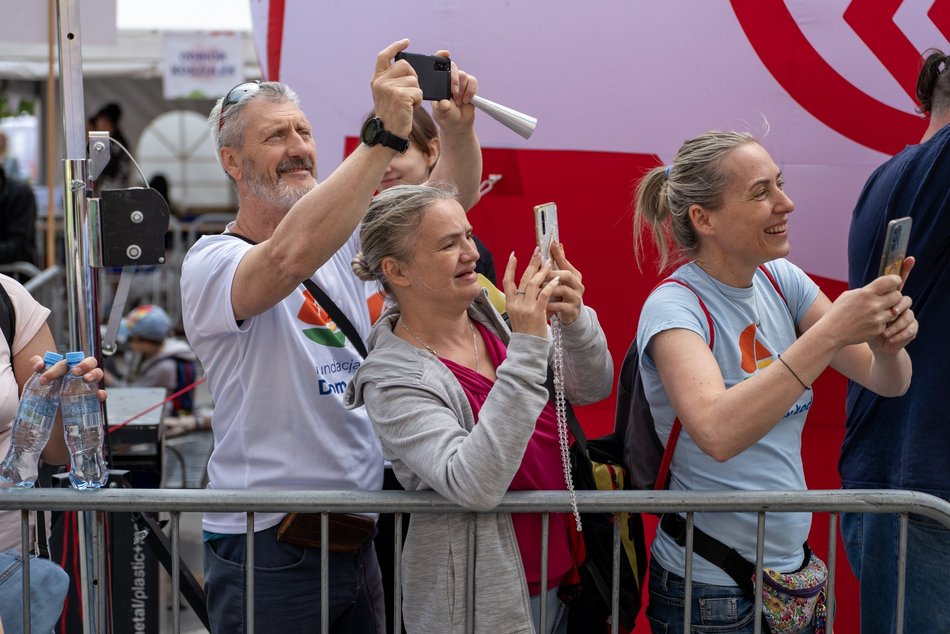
[276,512,376,554]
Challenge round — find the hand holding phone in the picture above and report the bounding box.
[394,52,452,101]
[879,216,912,277]
[533,203,559,265]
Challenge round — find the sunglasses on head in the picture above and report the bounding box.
[218,80,262,130]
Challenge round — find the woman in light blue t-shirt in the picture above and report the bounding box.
[631,130,917,634]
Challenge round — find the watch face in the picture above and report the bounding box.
[361,117,382,145]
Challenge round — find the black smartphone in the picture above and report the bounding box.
[394,52,451,101]
[879,216,912,276]
[533,202,559,264]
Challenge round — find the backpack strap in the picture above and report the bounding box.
[223,232,368,358]
[651,269,789,490]
[651,277,714,491]
[757,263,786,304]
[0,281,15,357]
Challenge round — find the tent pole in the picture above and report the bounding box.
[45,0,56,268]
[56,1,108,632]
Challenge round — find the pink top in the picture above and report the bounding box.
[442,322,573,595]
[0,274,52,552]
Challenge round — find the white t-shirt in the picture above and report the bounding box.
[637,259,819,584]
[181,228,383,534]
[0,274,52,552]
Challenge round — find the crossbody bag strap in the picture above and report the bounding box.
[659,512,756,594]
[224,232,368,358]
[300,279,368,358]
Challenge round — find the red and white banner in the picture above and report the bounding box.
[251,0,946,281]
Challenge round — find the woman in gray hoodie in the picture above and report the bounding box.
[345,184,613,634]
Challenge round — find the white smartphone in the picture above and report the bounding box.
[878,216,912,277]
[533,202,559,264]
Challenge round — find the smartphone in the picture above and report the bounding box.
[533,202,559,264]
[879,216,912,276]
[394,52,452,101]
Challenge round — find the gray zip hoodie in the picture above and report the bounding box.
[345,293,613,633]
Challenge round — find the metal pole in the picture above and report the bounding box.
[45,0,57,269]
[57,0,99,354]
[56,1,107,632]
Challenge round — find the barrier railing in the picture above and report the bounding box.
[2,488,947,634]
[0,263,67,343]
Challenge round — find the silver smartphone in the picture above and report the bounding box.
[533,202,559,264]
[879,216,912,276]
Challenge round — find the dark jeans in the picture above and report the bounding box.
[203,523,384,634]
[841,510,950,634]
[647,559,815,634]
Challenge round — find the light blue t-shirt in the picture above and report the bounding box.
[637,259,820,584]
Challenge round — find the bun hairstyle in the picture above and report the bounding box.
[915,48,950,115]
[352,183,459,292]
[350,252,374,280]
[633,130,757,273]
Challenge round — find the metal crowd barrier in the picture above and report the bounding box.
[2,488,948,634]
[0,263,68,343]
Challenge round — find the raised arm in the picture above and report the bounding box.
[652,273,911,462]
[426,49,482,211]
[230,40,421,320]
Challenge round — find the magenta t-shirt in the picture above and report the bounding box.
[441,322,574,595]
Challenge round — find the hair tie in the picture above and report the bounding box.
[664,165,673,180]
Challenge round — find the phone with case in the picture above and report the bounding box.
[533,202,559,264]
[879,216,912,277]
[394,52,452,101]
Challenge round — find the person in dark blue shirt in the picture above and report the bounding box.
[844,48,950,634]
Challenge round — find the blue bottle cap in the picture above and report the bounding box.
[43,351,64,365]
[64,351,86,366]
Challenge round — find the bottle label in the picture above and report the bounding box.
[65,394,101,415]
[22,394,58,419]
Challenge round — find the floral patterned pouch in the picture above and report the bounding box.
[760,547,828,634]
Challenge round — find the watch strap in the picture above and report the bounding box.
[377,128,410,154]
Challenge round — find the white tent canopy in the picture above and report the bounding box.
[0,28,260,81]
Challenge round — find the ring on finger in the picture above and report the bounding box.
[514,290,526,295]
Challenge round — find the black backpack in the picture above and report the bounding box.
[555,379,647,632]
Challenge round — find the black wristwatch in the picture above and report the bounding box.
[360,117,410,154]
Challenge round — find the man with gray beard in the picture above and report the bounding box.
[179,39,481,634]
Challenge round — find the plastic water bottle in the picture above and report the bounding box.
[61,351,109,490]
[0,351,65,487]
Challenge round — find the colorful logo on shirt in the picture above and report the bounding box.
[739,323,775,373]
[297,289,347,348]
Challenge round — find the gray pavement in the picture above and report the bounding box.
[159,430,213,633]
